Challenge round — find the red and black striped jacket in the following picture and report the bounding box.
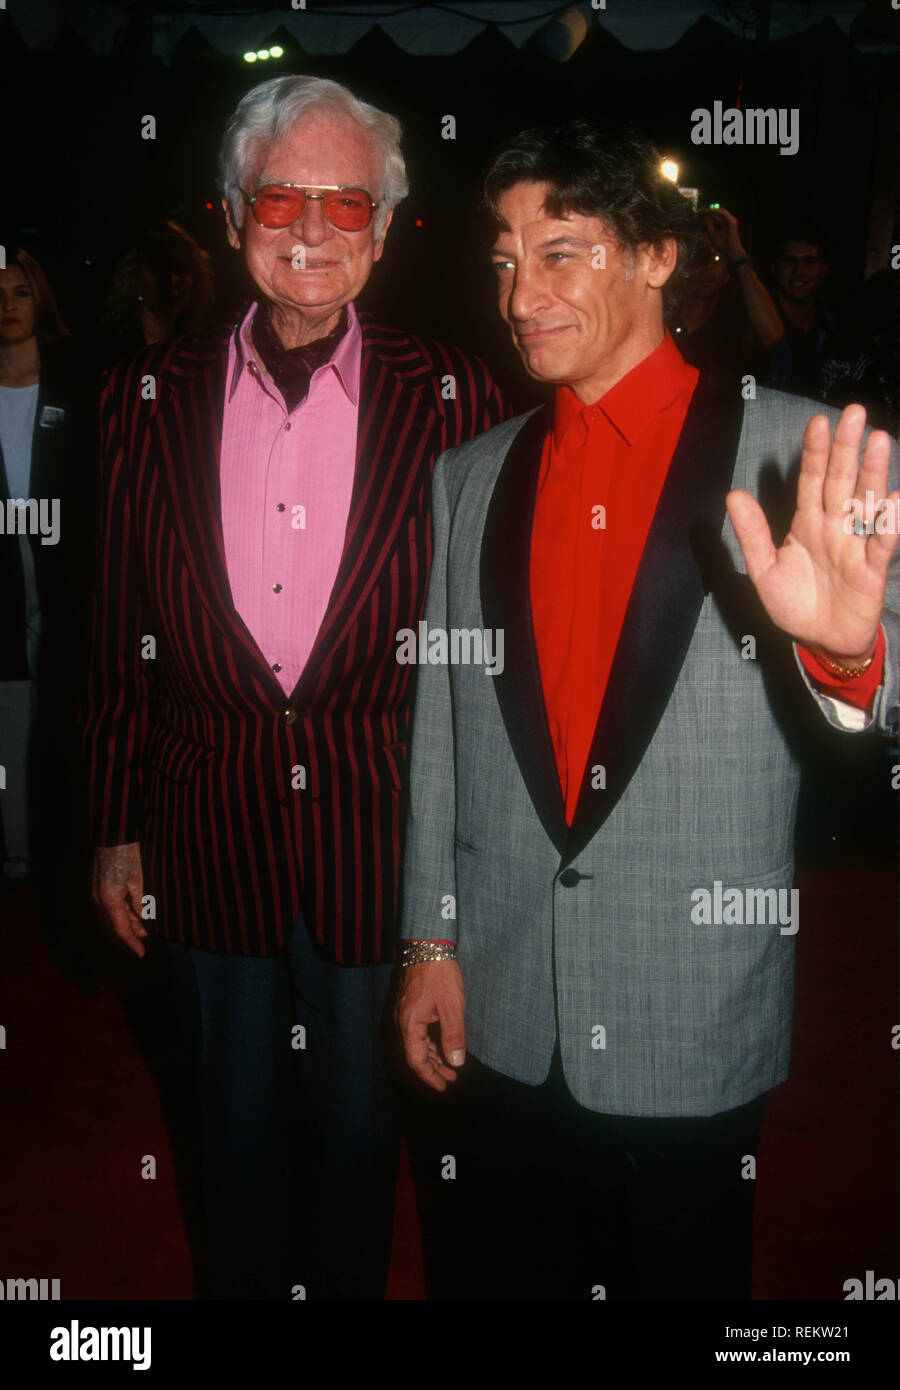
[82,310,509,961]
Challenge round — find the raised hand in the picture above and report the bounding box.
[726,405,898,665]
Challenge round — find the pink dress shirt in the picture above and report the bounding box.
[219,300,362,696]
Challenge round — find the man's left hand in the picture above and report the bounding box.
[727,404,899,665]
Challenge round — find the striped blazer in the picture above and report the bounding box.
[82,309,508,962]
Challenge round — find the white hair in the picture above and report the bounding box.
[218,75,408,240]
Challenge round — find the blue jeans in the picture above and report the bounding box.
[167,918,399,1299]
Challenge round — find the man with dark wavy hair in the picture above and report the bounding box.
[396,120,899,1300]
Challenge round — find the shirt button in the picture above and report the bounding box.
[276,503,286,512]
[248,361,259,374]
[273,583,283,593]
[272,662,282,673]
[284,422,292,431]
[558,868,582,888]
[283,708,298,725]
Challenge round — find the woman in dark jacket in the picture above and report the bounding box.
[0,248,97,889]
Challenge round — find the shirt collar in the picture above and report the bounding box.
[552,331,695,449]
[228,299,362,406]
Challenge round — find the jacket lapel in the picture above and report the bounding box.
[27,377,55,503]
[481,404,569,853]
[148,328,286,696]
[563,370,745,863]
[151,315,442,707]
[289,314,440,704]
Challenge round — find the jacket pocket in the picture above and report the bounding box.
[381,741,408,794]
[146,728,213,785]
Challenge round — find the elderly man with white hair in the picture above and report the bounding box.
[84,75,508,1299]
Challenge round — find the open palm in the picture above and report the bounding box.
[727,405,898,664]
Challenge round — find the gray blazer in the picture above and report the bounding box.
[400,375,899,1117]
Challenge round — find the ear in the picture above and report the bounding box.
[372,207,394,264]
[644,236,678,289]
[223,196,242,252]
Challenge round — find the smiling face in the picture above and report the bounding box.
[491,181,676,403]
[224,107,392,345]
[774,241,826,303]
[0,267,37,344]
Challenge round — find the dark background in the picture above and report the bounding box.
[2,0,898,406]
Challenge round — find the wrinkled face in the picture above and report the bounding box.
[774,241,826,302]
[225,108,391,325]
[491,180,674,401]
[0,267,37,343]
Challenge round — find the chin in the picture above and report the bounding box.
[520,352,568,383]
[278,271,346,298]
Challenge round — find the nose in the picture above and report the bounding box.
[506,264,549,325]
[292,194,329,246]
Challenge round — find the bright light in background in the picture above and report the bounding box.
[243,52,257,63]
[257,49,270,59]
[270,46,284,58]
[244,46,283,63]
[660,159,679,183]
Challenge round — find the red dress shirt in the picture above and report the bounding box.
[529,332,883,827]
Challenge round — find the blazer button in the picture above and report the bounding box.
[283,708,298,725]
[558,868,581,887]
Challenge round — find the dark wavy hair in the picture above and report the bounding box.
[102,220,215,338]
[483,119,698,316]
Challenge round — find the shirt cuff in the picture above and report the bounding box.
[796,627,885,713]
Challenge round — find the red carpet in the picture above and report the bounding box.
[0,863,894,1301]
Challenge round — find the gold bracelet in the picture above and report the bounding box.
[810,649,876,681]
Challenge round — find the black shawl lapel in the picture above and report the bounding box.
[563,370,745,864]
[481,404,569,853]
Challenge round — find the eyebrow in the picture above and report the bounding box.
[492,235,591,257]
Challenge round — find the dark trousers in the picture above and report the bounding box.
[406,1045,767,1300]
[166,918,399,1300]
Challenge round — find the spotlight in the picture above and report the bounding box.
[660,159,679,183]
[244,52,257,63]
[270,46,284,58]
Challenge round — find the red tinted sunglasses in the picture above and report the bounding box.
[242,183,378,231]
